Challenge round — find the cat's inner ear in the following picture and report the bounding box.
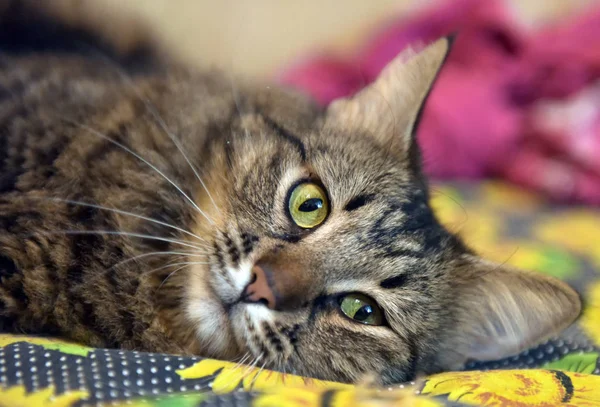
[326,37,452,160]
[436,255,581,370]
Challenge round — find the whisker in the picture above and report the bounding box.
[83,47,221,217]
[5,54,218,236]
[29,196,209,246]
[231,352,251,366]
[155,265,188,291]
[242,353,263,379]
[430,187,469,229]
[61,119,215,226]
[35,230,206,252]
[249,359,268,390]
[111,250,207,270]
[238,352,252,367]
[280,364,287,385]
[83,254,188,287]
[144,259,192,275]
[217,352,251,385]
[155,260,209,290]
[138,105,221,218]
[218,352,255,392]
[236,353,263,391]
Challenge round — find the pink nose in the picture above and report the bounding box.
[243,265,276,309]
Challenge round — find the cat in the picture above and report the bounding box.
[0,0,581,384]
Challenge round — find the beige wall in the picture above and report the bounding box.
[97,0,598,77]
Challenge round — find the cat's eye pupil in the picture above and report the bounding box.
[353,305,372,322]
[287,182,329,229]
[339,293,384,326]
[298,198,323,212]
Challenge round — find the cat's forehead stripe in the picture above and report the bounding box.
[261,116,307,162]
[380,274,409,289]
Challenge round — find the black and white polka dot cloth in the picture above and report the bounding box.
[0,332,598,406]
[467,334,600,373]
[0,341,215,404]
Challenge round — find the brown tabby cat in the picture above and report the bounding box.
[0,1,581,384]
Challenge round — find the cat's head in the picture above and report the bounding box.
[183,38,581,384]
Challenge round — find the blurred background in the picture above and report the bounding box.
[90,0,596,77]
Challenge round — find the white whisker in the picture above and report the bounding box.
[249,359,268,390]
[31,196,209,245]
[242,353,263,380]
[111,250,207,270]
[155,265,187,290]
[218,352,256,392]
[82,255,188,286]
[86,49,221,218]
[37,230,206,252]
[156,261,209,290]
[218,352,251,385]
[62,119,215,226]
[224,353,263,392]
[237,352,252,367]
[144,259,191,275]
[280,364,288,385]
[140,109,221,217]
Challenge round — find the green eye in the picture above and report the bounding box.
[339,293,384,326]
[288,182,329,229]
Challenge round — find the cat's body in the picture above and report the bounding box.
[0,1,582,384]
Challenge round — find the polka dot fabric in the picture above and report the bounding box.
[467,334,600,374]
[0,342,210,404]
[0,181,599,407]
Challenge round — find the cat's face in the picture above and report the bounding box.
[183,38,581,383]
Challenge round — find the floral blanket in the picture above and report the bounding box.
[0,181,599,407]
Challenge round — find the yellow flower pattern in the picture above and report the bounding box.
[0,385,88,407]
[422,370,600,407]
[252,387,444,407]
[177,358,352,394]
[0,334,91,356]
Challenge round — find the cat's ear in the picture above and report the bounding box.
[436,255,581,370]
[326,37,452,162]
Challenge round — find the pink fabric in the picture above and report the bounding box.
[278,0,600,204]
